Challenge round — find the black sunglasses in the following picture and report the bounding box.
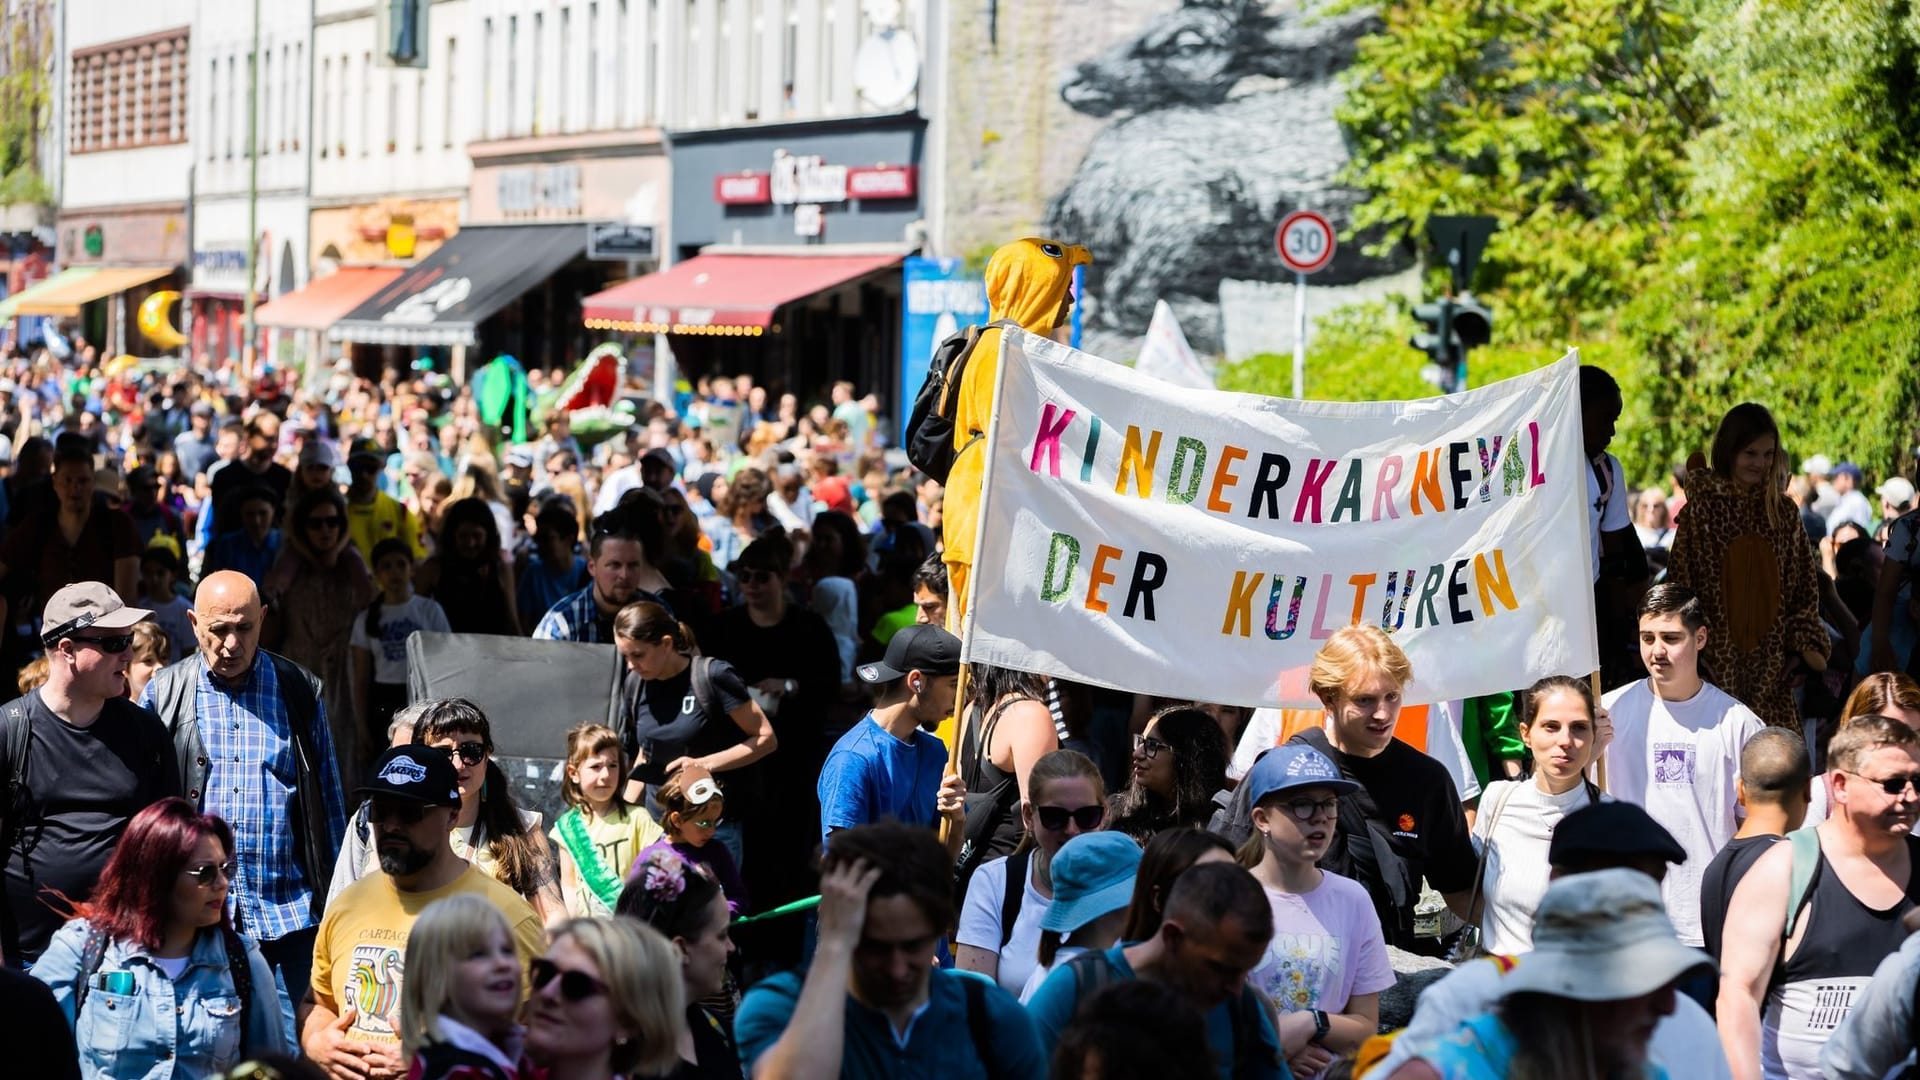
[1846,770,1920,797]
[440,740,487,766]
[1035,805,1104,832]
[183,860,235,885]
[68,633,135,654]
[530,957,607,1002]
[369,799,430,824]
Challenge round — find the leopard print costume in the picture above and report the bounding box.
[1667,462,1828,730]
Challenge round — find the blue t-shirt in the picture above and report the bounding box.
[1024,945,1289,1080]
[817,713,950,840]
[735,967,1046,1080]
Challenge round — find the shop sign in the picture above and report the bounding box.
[383,276,471,324]
[497,164,583,216]
[83,225,104,258]
[714,154,918,206]
[793,204,825,237]
[587,222,658,261]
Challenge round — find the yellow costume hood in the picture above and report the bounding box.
[985,238,1093,332]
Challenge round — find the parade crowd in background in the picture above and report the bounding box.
[2,237,1920,1080]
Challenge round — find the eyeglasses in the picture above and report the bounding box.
[183,861,234,885]
[68,633,135,654]
[368,799,429,824]
[306,516,343,530]
[440,741,488,766]
[1273,796,1342,823]
[529,957,608,1002]
[1035,804,1105,832]
[1845,770,1920,797]
[1133,734,1172,760]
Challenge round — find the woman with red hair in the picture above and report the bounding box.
[32,797,283,1078]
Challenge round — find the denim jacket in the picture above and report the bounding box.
[32,918,285,1080]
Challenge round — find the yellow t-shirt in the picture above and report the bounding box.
[311,865,546,1044]
[548,803,665,917]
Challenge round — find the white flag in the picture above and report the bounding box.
[1134,300,1211,389]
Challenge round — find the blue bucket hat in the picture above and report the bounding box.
[1040,832,1145,934]
[1242,744,1360,807]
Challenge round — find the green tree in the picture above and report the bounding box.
[0,2,54,209]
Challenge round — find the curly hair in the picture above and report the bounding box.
[1107,707,1229,843]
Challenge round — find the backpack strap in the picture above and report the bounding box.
[1293,727,1412,913]
[223,927,253,1050]
[1782,825,1823,942]
[998,849,1032,950]
[960,973,996,1072]
[0,695,34,850]
[71,924,112,1015]
[690,656,717,721]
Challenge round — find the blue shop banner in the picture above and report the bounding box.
[898,256,987,443]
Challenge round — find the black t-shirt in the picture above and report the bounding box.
[207,459,292,535]
[1297,732,1477,947]
[697,604,841,771]
[622,657,756,809]
[1700,833,1784,962]
[666,1004,744,1080]
[2,692,180,962]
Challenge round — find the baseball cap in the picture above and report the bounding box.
[358,745,463,807]
[1500,869,1712,1002]
[1242,745,1360,806]
[347,438,384,468]
[1877,476,1916,510]
[1548,800,1687,867]
[1041,832,1146,934]
[1835,461,1865,484]
[812,476,855,514]
[298,439,338,469]
[857,623,962,683]
[41,582,153,643]
[1802,454,1833,477]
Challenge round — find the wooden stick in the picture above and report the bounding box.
[1591,670,1609,793]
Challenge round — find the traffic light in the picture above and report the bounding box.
[1409,295,1494,394]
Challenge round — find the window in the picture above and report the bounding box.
[481,18,493,138]
[683,0,698,127]
[531,12,543,135]
[782,2,797,116]
[558,7,570,133]
[319,57,331,157]
[361,51,371,155]
[645,0,658,124]
[337,53,349,156]
[226,55,236,157]
[444,37,457,147]
[587,3,598,129]
[388,73,400,152]
[745,0,761,120]
[283,44,294,150]
[414,71,425,151]
[615,0,628,127]
[716,0,729,123]
[507,16,518,136]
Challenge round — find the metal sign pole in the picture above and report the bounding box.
[1292,270,1308,398]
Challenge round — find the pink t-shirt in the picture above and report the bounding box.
[1248,871,1396,1013]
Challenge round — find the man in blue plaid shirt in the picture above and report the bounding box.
[531,513,661,643]
[140,570,348,1044]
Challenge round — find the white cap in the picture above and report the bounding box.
[1878,476,1916,511]
[1802,454,1834,477]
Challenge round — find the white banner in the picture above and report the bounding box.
[965,331,1597,707]
[1135,299,1212,389]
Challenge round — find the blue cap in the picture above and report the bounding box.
[1242,745,1360,807]
[1040,832,1144,934]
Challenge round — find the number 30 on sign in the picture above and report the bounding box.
[1276,211,1337,275]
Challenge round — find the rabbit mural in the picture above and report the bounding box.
[1043,0,1412,352]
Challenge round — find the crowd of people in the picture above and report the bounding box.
[2,253,1920,1080]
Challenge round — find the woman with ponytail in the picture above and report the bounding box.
[614,600,777,869]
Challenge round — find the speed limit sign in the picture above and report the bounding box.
[1276,211,1337,275]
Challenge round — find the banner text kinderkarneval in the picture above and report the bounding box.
[963,331,1598,708]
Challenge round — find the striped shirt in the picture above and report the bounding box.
[146,657,349,942]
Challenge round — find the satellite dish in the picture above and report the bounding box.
[853,29,920,110]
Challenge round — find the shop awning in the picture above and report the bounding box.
[0,267,97,320]
[255,267,405,331]
[330,224,585,346]
[14,266,173,316]
[581,253,901,335]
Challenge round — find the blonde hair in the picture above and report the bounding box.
[1308,624,1413,708]
[400,895,519,1061]
[549,917,687,1076]
[16,654,49,695]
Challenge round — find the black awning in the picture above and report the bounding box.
[330,223,586,346]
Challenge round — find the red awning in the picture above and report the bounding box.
[581,253,900,335]
[254,267,405,331]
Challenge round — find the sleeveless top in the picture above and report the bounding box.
[1762,834,1920,1079]
[960,696,1035,865]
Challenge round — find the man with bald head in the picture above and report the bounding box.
[140,570,347,1043]
[1700,727,1811,964]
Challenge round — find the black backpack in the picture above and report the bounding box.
[905,319,1018,483]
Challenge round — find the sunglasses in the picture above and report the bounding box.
[183,860,235,885]
[1035,804,1104,832]
[1133,734,1172,760]
[369,799,430,824]
[68,633,135,654]
[440,741,488,766]
[530,957,608,1002]
[1846,770,1920,797]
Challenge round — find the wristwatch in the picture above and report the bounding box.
[1311,1009,1330,1042]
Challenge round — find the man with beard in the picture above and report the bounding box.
[1717,715,1920,1080]
[532,514,662,643]
[301,744,544,1080]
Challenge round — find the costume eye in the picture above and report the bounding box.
[1041,243,1064,258]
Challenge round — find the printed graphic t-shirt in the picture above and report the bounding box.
[348,594,451,685]
[1601,678,1763,946]
[311,865,545,1043]
[1248,872,1396,1015]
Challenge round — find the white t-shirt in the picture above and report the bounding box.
[349,594,452,685]
[1472,779,1599,954]
[1247,872,1395,1014]
[1601,679,1764,946]
[1374,954,1733,1080]
[1019,944,1088,1005]
[955,854,1051,997]
[1587,451,1630,581]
